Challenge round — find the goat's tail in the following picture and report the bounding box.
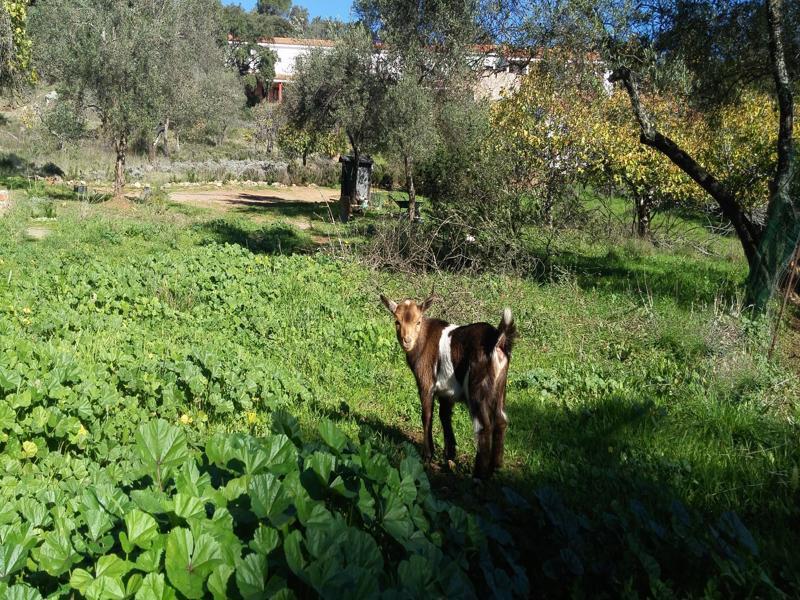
[495,308,517,356]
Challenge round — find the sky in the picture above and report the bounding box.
[222,0,354,21]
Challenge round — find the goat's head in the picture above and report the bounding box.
[380,292,435,353]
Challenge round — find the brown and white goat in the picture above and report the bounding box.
[380,292,516,479]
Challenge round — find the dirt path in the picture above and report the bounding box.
[168,184,342,245]
[168,185,339,216]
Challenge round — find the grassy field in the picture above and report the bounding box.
[1,189,799,597]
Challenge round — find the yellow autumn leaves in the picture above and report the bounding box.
[2,1,35,82]
[492,66,778,210]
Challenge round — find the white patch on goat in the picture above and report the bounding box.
[492,347,508,374]
[434,325,462,399]
[501,409,508,422]
[502,307,512,326]
[473,417,483,437]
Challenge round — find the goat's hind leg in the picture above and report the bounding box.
[492,406,508,471]
[470,400,494,480]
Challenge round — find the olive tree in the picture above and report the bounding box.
[382,70,438,220]
[286,27,389,222]
[31,0,234,196]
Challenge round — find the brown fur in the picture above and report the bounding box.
[380,292,516,479]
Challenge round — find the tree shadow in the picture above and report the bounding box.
[307,384,796,595]
[532,246,743,307]
[195,219,315,255]
[228,196,336,222]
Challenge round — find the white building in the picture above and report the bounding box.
[246,36,528,103]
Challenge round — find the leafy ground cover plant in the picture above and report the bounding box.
[0,198,797,597]
[0,417,527,599]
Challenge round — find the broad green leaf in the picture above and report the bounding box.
[70,569,94,595]
[165,528,222,599]
[135,573,177,600]
[235,553,269,600]
[306,452,336,484]
[260,434,298,475]
[382,496,413,544]
[86,575,126,600]
[4,584,43,600]
[173,494,206,521]
[126,573,144,598]
[95,555,133,579]
[318,420,347,453]
[283,530,307,577]
[175,461,210,498]
[250,525,280,556]
[135,544,164,574]
[208,564,234,600]
[135,420,190,485]
[0,523,37,580]
[85,508,114,542]
[32,530,77,576]
[131,490,171,515]
[357,484,376,522]
[248,473,292,524]
[125,509,159,550]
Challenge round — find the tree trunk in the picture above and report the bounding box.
[163,118,170,159]
[634,196,650,238]
[404,155,416,222]
[114,136,127,197]
[341,136,358,223]
[610,68,762,265]
[745,0,797,313]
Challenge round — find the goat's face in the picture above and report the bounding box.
[380,294,434,353]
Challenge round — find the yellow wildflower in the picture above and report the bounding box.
[22,441,38,458]
[246,411,258,425]
[179,413,193,425]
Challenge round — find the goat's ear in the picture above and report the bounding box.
[419,295,435,313]
[380,294,398,314]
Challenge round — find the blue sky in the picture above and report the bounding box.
[222,0,354,20]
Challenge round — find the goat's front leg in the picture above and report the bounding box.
[419,387,435,464]
[439,399,456,463]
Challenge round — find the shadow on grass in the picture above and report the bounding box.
[534,246,743,307]
[227,195,336,222]
[308,384,798,596]
[195,218,315,255]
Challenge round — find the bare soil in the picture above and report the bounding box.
[169,185,339,213]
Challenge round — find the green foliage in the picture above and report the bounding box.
[30,0,235,189]
[39,99,86,149]
[287,27,388,158]
[0,199,798,597]
[0,403,526,597]
[0,0,34,90]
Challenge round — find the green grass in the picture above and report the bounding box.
[1,196,798,597]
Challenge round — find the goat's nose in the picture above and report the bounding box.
[403,336,411,344]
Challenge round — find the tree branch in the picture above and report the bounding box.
[609,67,762,265]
